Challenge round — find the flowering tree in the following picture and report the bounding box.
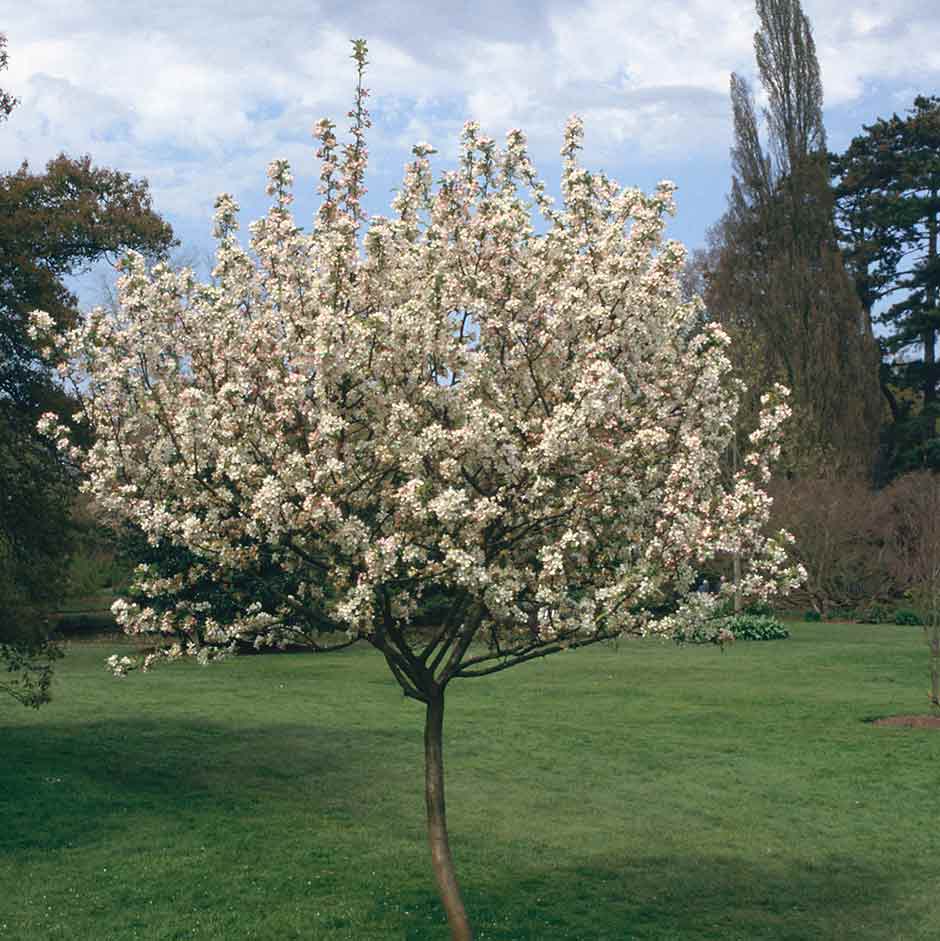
[31,42,802,941]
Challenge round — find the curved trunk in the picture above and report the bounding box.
[424,691,473,941]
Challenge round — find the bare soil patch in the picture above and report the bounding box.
[871,715,940,729]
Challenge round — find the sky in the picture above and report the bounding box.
[3,0,940,301]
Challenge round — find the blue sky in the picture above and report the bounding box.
[3,1,940,302]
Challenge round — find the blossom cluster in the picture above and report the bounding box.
[29,46,803,687]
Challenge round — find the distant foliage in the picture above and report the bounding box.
[54,613,119,637]
[857,603,892,624]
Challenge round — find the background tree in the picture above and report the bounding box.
[767,475,896,617]
[702,0,882,476]
[33,42,802,940]
[0,29,62,706]
[0,34,175,706]
[0,154,176,408]
[882,471,940,708]
[0,411,67,706]
[832,96,940,478]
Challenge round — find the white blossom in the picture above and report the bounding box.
[36,72,801,679]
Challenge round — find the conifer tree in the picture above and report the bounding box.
[832,96,940,476]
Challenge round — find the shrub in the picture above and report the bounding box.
[67,549,130,598]
[894,609,922,626]
[720,614,789,641]
[673,622,720,646]
[769,476,896,616]
[54,612,119,636]
[804,610,822,622]
[827,607,857,621]
[675,614,789,645]
[858,603,894,624]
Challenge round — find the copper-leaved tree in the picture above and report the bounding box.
[32,42,802,940]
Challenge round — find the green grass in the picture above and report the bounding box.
[2,623,940,940]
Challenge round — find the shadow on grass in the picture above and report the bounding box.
[0,721,912,941]
[386,851,902,941]
[0,718,414,855]
[0,717,914,940]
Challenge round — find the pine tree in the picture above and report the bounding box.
[832,96,940,477]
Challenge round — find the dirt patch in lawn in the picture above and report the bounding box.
[871,715,940,729]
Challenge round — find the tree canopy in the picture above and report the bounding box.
[0,154,176,409]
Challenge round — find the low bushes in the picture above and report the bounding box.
[676,611,789,646]
[800,606,923,625]
[770,471,940,622]
[53,611,118,636]
[857,603,899,624]
[893,609,922,626]
[719,613,790,641]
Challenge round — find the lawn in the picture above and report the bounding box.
[2,623,939,940]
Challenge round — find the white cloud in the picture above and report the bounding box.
[805,0,940,105]
[2,0,939,246]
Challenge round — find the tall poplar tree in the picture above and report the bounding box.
[702,0,882,476]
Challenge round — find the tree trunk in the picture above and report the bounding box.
[425,691,473,941]
[929,625,940,708]
[925,193,938,406]
[923,328,936,406]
